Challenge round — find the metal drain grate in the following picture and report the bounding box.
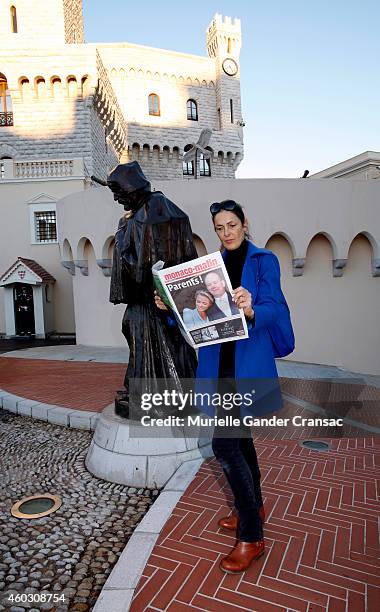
[300,440,331,451]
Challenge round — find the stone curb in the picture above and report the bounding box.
[0,388,99,430]
[92,458,204,612]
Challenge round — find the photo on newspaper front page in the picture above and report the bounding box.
[153,252,249,348]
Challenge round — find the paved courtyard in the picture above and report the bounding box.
[0,346,379,611]
[0,410,157,612]
[130,435,380,611]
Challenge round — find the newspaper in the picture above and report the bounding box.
[152,251,249,348]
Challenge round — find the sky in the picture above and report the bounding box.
[83,0,379,178]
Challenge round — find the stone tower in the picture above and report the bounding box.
[0,0,84,47]
[206,14,242,132]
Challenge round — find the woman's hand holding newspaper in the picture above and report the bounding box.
[154,290,169,311]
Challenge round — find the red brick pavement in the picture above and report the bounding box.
[130,437,380,612]
[1,357,379,608]
[0,357,126,411]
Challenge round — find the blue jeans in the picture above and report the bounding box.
[212,432,264,542]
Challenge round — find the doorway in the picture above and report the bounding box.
[13,284,35,335]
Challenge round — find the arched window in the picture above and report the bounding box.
[187,99,198,121]
[182,144,194,176]
[199,152,211,177]
[35,77,46,98]
[10,6,18,33]
[0,74,13,127]
[148,93,160,116]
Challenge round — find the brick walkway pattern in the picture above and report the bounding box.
[0,357,125,411]
[130,437,380,612]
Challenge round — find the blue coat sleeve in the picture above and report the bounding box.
[253,254,288,331]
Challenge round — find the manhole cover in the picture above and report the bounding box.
[11,494,62,519]
[300,440,331,451]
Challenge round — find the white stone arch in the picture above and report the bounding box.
[110,68,117,78]
[119,68,126,79]
[50,75,63,97]
[310,231,339,260]
[265,232,297,259]
[347,232,380,276]
[131,142,140,160]
[178,76,184,83]
[170,74,177,83]
[209,80,215,88]
[142,143,150,159]
[146,70,152,80]
[81,74,90,97]
[152,144,160,160]
[162,73,169,81]
[62,238,74,260]
[18,75,30,99]
[154,71,160,81]
[129,68,136,78]
[194,78,200,86]
[138,69,144,79]
[349,231,380,259]
[35,76,46,98]
[77,236,93,261]
[60,238,75,275]
[305,232,341,277]
[201,80,207,87]
[186,77,192,85]
[101,235,115,260]
[67,75,78,97]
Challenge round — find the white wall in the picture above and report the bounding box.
[56,178,380,375]
[0,177,86,335]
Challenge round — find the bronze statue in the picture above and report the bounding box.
[106,161,198,418]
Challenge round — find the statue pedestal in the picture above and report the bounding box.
[85,404,213,488]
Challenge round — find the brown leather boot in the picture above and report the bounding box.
[219,540,265,574]
[218,506,266,531]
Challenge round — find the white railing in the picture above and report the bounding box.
[0,157,85,181]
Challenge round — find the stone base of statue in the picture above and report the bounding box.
[85,404,213,488]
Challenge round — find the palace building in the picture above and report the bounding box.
[0,2,379,377]
[0,1,244,181]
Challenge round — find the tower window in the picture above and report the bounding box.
[148,93,160,116]
[34,211,57,243]
[10,6,18,33]
[183,144,194,175]
[182,160,194,176]
[187,99,198,121]
[199,153,211,177]
[0,74,13,127]
[230,99,234,124]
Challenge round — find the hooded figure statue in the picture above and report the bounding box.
[108,161,198,418]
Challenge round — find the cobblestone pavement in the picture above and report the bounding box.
[0,410,158,611]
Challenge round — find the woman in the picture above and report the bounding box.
[155,199,294,574]
[182,289,214,328]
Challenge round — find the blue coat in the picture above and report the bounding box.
[196,241,293,417]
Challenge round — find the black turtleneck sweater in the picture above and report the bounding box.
[218,239,249,379]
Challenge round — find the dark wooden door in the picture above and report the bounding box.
[14,284,35,335]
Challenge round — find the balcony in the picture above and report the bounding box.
[0,111,13,127]
[0,157,86,182]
